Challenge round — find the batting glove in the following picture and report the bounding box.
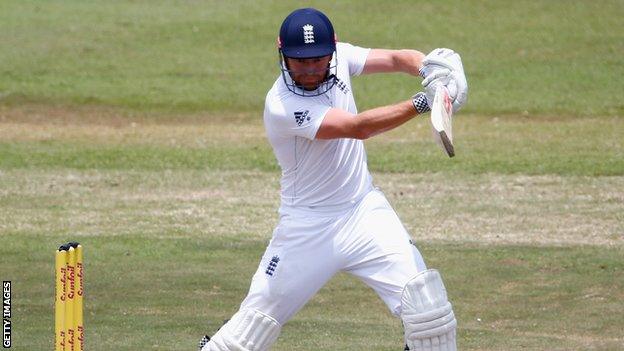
[420,48,468,112]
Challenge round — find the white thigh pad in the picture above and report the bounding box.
[401,269,457,351]
[201,309,281,351]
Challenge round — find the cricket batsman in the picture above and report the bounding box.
[200,7,468,351]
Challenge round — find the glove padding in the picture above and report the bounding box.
[422,48,465,75]
[420,48,468,112]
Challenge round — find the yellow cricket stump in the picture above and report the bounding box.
[55,249,67,351]
[55,243,84,351]
[75,245,84,351]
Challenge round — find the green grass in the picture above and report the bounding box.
[0,142,276,171]
[1,0,623,115]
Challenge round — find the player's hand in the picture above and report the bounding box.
[420,48,468,112]
[412,68,451,113]
[421,69,451,109]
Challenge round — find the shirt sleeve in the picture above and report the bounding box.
[265,95,331,140]
[338,42,371,77]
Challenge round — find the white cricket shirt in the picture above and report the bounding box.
[264,42,374,212]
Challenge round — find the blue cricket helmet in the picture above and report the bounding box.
[278,8,338,97]
[279,8,336,58]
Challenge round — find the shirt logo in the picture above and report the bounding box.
[335,77,349,94]
[294,110,310,126]
[303,24,315,44]
[265,256,280,276]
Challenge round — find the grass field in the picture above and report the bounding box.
[1,0,623,350]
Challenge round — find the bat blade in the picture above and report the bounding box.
[430,86,455,157]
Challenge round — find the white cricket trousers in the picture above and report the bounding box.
[239,188,427,324]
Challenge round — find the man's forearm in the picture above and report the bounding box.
[362,49,425,76]
[355,100,418,139]
[393,49,425,76]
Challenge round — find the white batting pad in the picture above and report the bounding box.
[401,269,457,351]
[201,309,281,351]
